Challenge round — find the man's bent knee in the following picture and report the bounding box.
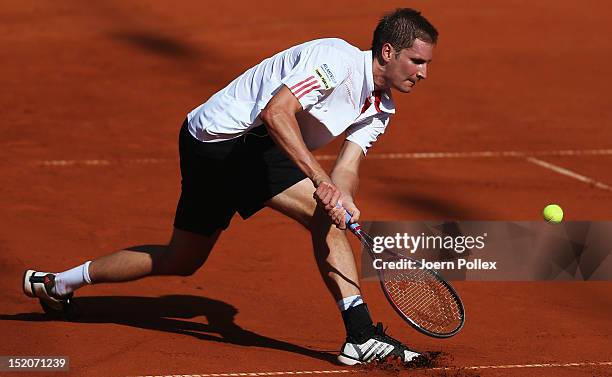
[154,246,210,276]
[154,228,220,276]
[265,178,318,230]
[310,205,341,234]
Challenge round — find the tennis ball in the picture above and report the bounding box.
[543,204,563,224]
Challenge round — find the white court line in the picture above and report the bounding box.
[37,158,171,167]
[35,148,612,166]
[441,361,612,371]
[134,371,352,377]
[34,148,612,192]
[131,361,612,377]
[316,148,612,160]
[526,157,612,191]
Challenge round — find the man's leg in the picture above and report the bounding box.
[90,228,221,282]
[25,118,235,312]
[23,228,220,312]
[265,179,372,337]
[265,178,421,365]
[265,178,360,301]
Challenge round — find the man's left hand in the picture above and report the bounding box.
[329,197,360,230]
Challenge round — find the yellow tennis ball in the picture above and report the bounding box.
[543,204,563,223]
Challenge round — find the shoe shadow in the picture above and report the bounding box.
[1,295,336,363]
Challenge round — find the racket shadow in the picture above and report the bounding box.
[1,295,336,363]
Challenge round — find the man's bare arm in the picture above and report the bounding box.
[331,141,363,199]
[329,140,365,227]
[260,85,331,187]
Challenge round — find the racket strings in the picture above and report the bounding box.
[353,227,464,337]
[384,268,462,334]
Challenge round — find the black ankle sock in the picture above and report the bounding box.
[341,303,374,341]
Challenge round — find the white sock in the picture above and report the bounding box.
[52,261,92,297]
[337,294,364,311]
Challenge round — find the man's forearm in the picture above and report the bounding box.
[263,110,330,186]
[331,167,359,201]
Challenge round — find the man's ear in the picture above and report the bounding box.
[380,43,394,64]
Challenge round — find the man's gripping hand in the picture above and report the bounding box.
[332,197,360,230]
[313,182,360,230]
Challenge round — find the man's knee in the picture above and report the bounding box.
[265,179,320,230]
[154,246,208,276]
[154,228,219,276]
[309,206,348,240]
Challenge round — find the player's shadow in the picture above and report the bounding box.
[0,295,336,363]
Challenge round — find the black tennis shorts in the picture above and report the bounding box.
[173,119,307,236]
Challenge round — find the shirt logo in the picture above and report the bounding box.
[314,64,337,90]
[314,68,331,89]
[321,64,336,83]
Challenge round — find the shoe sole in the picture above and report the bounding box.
[337,354,362,366]
[338,349,421,365]
[23,269,36,297]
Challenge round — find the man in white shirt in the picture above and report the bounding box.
[24,8,438,366]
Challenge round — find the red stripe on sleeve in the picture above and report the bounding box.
[296,85,321,99]
[293,80,318,98]
[290,76,316,91]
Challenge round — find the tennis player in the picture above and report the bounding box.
[23,8,437,365]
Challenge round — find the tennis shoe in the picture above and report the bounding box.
[337,322,421,365]
[23,270,74,317]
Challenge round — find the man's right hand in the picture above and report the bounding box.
[314,181,358,229]
[313,181,342,212]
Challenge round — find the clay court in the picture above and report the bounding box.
[1,1,611,376]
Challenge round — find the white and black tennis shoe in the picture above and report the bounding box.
[337,323,421,365]
[23,270,75,318]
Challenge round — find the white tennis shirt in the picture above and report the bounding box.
[186,38,395,154]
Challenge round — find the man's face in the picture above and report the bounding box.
[384,39,435,93]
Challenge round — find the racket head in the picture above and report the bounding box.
[357,229,465,338]
[379,258,465,338]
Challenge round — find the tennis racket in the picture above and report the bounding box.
[344,211,465,338]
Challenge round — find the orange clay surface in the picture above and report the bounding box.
[1,1,611,376]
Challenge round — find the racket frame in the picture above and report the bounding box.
[349,222,466,338]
